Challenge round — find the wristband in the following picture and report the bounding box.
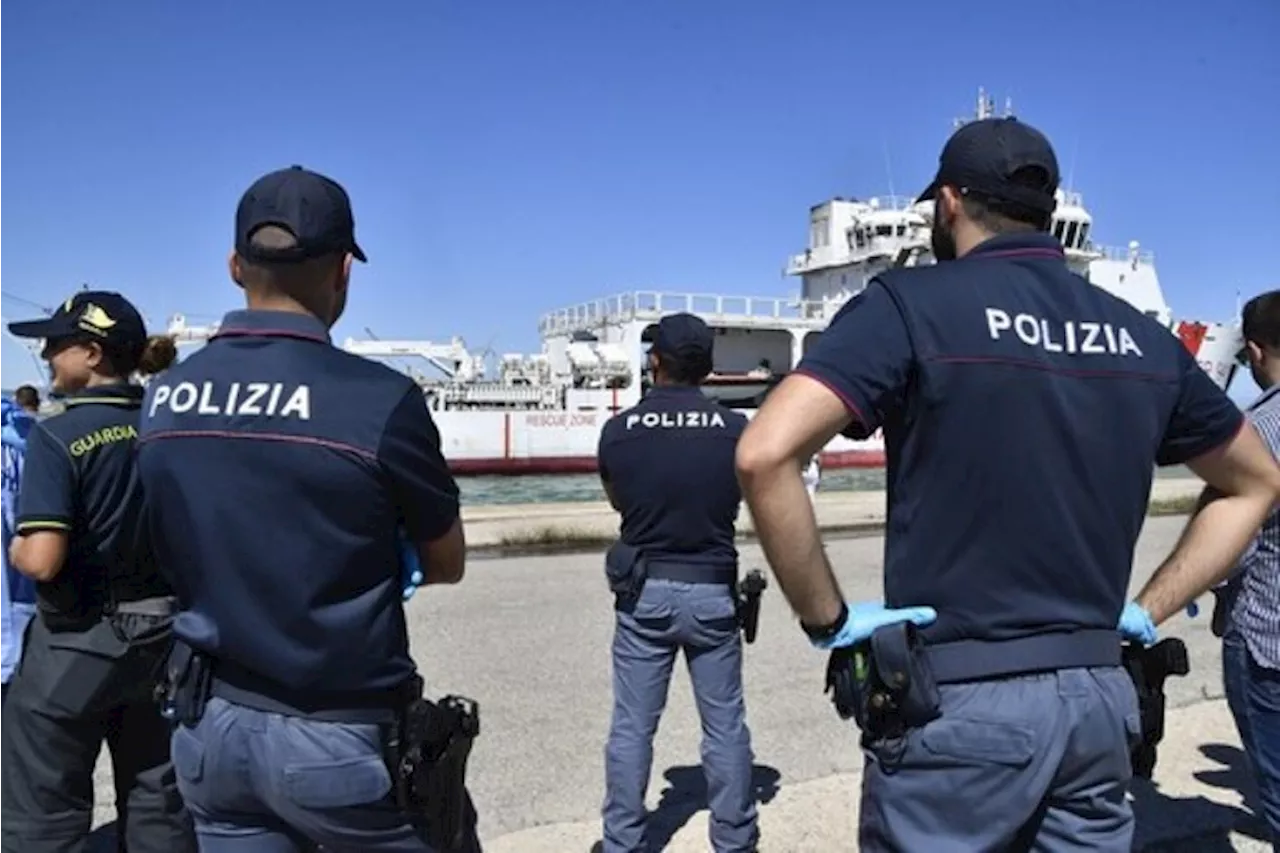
[801,601,849,643]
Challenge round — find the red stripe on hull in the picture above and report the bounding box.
[449,449,887,476]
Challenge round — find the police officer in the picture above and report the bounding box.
[1,291,195,853]
[597,313,758,853]
[735,116,1280,851]
[135,165,477,852]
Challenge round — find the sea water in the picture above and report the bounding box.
[458,464,1196,506]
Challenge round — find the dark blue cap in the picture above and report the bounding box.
[8,290,147,350]
[652,313,714,360]
[916,117,1060,216]
[235,166,367,264]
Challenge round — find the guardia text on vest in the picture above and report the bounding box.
[148,382,312,420]
[625,410,726,430]
[985,309,1144,357]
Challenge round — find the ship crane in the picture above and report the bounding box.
[166,314,221,345]
[341,338,484,382]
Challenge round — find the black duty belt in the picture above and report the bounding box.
[924,628,1122,685]
[825,625,1126,738]
[645,562,736,585]
[211,661,407,724]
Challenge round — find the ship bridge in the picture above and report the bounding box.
[538,290,844,406]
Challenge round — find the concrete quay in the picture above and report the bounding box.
[461,476,1207,550]
[78,505,1276,851]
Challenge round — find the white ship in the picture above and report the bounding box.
[157,90,1242,475]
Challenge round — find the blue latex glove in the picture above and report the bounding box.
[809,601,939,650]
[1117,601,1157,645]
[397,531,425,602]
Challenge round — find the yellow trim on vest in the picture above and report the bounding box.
[15,520,72,532]
[63,397,141,408]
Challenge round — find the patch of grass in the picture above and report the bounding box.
[1148,494,1198,516]
[496,526,614,549]
[482,494,1198,556]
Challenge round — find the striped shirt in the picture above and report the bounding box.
[2,405,37,684]
[1225,383,1280,670]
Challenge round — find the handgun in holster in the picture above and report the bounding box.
[1121,638,1190,779]
[824,622,941,741]
[605,541,648,610]
[1210,587,1233,638]
[388,675,481,852]
[154,640,213,728]
[735,570,768,645]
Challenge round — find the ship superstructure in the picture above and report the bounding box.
[153,89,1242,474]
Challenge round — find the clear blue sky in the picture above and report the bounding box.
[3,1,1277,404]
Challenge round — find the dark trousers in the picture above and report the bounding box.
[1224,633,1280,848]
[0,614,196,853]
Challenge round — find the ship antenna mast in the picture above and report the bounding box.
[955,88,1014,129]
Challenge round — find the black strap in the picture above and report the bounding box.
[211,661,404,724]
[645,562,736,585]
[925,629,1121,684]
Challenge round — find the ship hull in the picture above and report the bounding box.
[446,447,887,475]
[433,407,886,476]
[435,318,1239,478]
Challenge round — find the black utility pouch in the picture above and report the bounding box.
[870,621,941,731]
[825,622,941,740]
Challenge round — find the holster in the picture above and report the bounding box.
[156,640,213,728]
[735,570,767,645]
[605,541,648,610]
[1210,587,1233,638]
[1121,638,1190,779]
[386,675,481,852]
[825,622,941,740]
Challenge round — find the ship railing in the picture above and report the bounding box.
[1056,190,1086,209]
[538,291,832,336]
[837,194,921,212]
[1092,244,1156,265]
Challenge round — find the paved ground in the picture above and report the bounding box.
[88,510,1274,850]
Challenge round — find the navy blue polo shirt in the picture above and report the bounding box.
[15,384,169,618]
[598,385,748,564]
[795,233,1244,645]
[136,309,460,695]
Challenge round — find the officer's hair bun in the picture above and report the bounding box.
[137,335,179,377]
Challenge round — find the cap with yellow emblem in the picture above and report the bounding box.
[7,291,148,352]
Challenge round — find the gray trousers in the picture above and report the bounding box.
[602,577,758,853]
[858,665,1141,852]
[170,696,482,852]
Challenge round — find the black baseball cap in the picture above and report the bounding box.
[8,290,147,350]
[916,117,1060,217]
[652,313,714,361]
[235,165,367,264]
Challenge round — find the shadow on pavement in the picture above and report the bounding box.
[644,763,780,852]
[1196,743,1266,818]
[1132,743,1272,851]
